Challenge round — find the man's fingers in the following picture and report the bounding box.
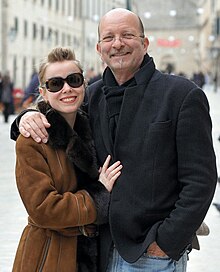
[41,115,51,128]
[19,126,30,137]
[19,112,50,143]
[28,118,49,143]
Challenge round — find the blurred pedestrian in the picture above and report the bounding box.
[88,63,107,85]
[192,71,205,88]
[1,73,14,123]
[21,70,40,109]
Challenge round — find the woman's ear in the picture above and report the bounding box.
[39,87,44,95]
[39,87,47,101]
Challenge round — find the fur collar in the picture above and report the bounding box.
[37,101,99,179]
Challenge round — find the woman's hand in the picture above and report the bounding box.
[19,111,50,143]
[99,155,122,192]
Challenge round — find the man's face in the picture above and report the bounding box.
[96,10,149,81]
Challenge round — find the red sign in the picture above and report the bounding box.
[157,38,181,47]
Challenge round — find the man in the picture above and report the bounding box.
[11,8,217,272]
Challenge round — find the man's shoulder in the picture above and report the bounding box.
[86,79,103,101]
[153,71,199,92]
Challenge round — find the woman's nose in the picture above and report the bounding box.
[62,81,72,91]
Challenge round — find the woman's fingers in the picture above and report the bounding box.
[106,163,123,180]
[102,155,111,171]
[99,156,123,192]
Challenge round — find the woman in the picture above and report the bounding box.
[12,47,122,272]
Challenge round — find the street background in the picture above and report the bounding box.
[0,84,220,272]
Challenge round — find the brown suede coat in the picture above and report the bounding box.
[12,103,104,272]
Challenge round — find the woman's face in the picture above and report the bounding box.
[41,60,85,124]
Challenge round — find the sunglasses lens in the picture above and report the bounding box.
[45,73,84,92]
[47,78,64,92]
[67,73,84,88]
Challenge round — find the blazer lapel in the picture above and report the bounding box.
[114,57,156,151]
[114,85,147,151]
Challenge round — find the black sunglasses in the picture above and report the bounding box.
[45,73,84,93]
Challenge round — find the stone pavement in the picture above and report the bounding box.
[0,84,220,272]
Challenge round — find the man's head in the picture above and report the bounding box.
[96,8,149,84]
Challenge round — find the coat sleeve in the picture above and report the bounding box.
[15,136,97,229]
[156,88,217,260]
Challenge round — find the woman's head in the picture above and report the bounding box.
[38,47,85,126]
[38,47,83,85]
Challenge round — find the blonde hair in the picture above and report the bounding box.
[38,47,83,87]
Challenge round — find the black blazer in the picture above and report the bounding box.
[87,56,217,270]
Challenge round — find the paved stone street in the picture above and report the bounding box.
[0,84,220,271]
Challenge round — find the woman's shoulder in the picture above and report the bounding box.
[16,134,46,153]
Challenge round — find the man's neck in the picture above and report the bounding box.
[113,71,136,86]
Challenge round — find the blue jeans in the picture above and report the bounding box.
[106,247,187,272]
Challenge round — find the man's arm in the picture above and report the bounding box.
[10,85,91,142]
[10,110,50,142]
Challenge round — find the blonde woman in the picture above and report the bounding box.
[12,47,122,272]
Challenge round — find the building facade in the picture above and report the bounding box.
[0,0,126,90]
[0,0,220,91]
[137,0,220,81]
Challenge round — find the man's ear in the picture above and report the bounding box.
[96,43,105,64]
[143,37,149,53]
[96,43,101,56]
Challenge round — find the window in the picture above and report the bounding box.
[62,0,65,15]
[56,0,59,11]
[216,16,220,36]
[13,56,17,85]
[48,28,52,42]
[41,25,45,40]
[24,20,28,38]
[49,0,52,9]
[22,57,27,89]
[54,30,59,44]
[14,17,18,32]
[62,32,66,45]
[33,23,37,39]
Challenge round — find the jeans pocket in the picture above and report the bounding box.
[143,253,170,260]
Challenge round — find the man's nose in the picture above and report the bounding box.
[112,36,125,46]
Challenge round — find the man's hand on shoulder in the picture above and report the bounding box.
[19,111,50,143]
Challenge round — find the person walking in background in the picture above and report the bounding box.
[191,71,205,88]
[1,73,14,123]
[12,46,122,272]
[88,63,107,85]
[11,8,217,272]
[21,69,40,109]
